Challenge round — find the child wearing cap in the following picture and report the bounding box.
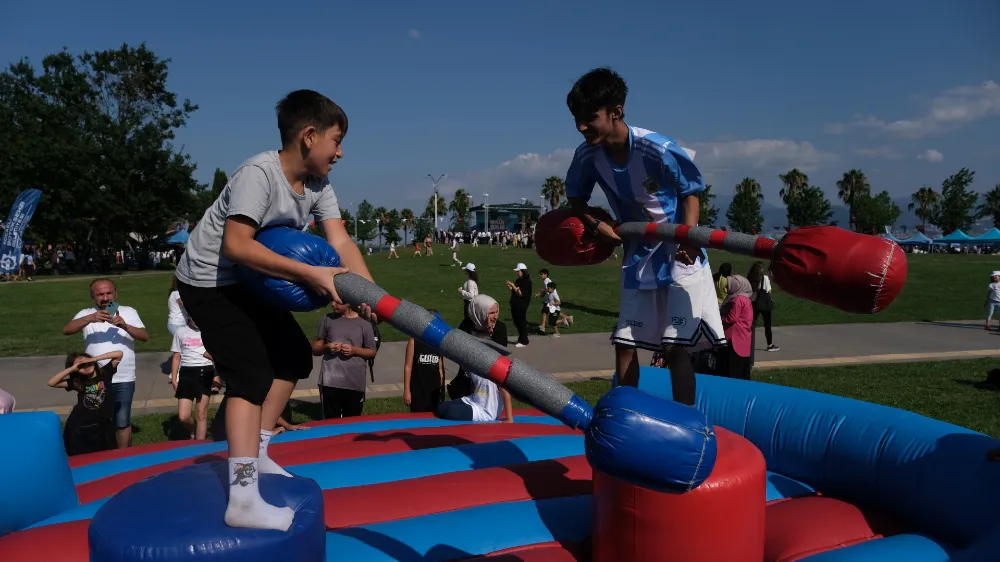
[986,271,1000,331]
[505,263,533,347]
[459,263,479,323]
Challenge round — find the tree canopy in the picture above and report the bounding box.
[0,43,204,251]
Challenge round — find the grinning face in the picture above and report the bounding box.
[487,304,499,331]
[90,281,116,309]
[574,107,621,146]
[303,125,345,178]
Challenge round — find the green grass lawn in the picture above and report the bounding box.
[1,248,994,357]
[128,358,1000,446]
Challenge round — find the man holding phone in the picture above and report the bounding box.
[63,278,148,448]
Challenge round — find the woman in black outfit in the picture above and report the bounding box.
[505,263,532,347]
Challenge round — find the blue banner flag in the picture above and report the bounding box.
[0,189,43,274]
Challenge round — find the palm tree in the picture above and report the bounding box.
[399,208,415,244]
[735,177,763,199]
[779,169,809,228]
[448,189,472,230]
[836,169,870,232]
[907,186,941,231]
[977,184,1000,228]
[372,206,390,248]
[541,176,566,210]
[424,193,448,225]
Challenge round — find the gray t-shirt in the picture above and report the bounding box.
[175,151,341,287]
[315,313,375,391]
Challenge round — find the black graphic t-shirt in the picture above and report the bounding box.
[65,362,117,426]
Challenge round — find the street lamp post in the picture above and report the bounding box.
[426,174,446,240]
[483,193,490,232]
[539,195,546,214]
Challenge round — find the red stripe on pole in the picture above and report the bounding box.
[642,223,658,240]
[487,356,512,385]
[753,237,778,259]
[707,229,728,250]
[674,224,692,242]
[373,295,401,321]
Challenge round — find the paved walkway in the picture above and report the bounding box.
[4,320,997,416]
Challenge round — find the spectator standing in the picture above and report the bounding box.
[62,278,148,448]
[312,302,377,418]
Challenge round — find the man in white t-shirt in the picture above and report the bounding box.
[62,278,149,448]
[450,238,461,267]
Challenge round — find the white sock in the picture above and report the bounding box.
[224,457,295,531]
[258,430,292,477]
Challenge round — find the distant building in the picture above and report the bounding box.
[469,203,542,232]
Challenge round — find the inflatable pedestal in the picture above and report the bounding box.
[592,427,766,562]
[88,462,325,562]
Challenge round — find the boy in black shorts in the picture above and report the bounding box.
[174,90,373,531]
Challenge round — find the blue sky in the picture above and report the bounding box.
[3,0,998,215]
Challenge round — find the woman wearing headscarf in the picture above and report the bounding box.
[717,275,754,380]
[437,295,515,422]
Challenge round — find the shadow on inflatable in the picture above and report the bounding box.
[2,367,999,561]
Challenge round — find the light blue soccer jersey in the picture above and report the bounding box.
[565,125,708,290]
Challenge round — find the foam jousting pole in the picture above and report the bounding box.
[535,209,908,315]
[333,273,594,430]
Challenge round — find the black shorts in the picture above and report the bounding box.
[175,365,216,401]
[176,281,313,406]
[409,373,443,413]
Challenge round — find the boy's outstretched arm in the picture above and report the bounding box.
[321,218,373,283]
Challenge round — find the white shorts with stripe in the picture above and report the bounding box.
[611,264,726,352]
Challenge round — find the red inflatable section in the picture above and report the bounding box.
[534,208,617,266]
[592,426,767,562]
[764,496,900,562]
[771,226,907,314]
[0,518,90,562]
[326,455,591,528]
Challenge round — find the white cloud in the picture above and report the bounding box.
[408,28,421,40]
[856,146,904,159]
[825,80,1000,139]
[917,149,944,162]
[691,139,838,172]
[436,138,836,205]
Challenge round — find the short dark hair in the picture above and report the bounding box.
[276,90,349,146]
[539,268,549,276]
[566,67,628,120]
[548,282,557,289]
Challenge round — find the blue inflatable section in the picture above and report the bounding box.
[586,385,716,491]
[71,416,562,484]
[89,462,325,562]
[0,412,79,535]
[293,435,583,489]
[799,534,951,561]
[628,367,1000,549]
[324,495,591,561]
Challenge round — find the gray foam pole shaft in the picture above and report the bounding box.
[333,273,592,430]
[615,222,774,259]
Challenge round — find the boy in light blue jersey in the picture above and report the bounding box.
[564,67,725,406]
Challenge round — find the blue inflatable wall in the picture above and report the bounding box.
[0,412,79,536]
[627,368,1000,550]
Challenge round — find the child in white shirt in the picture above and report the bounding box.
[544,282,574,337]
[986,270,1000,331]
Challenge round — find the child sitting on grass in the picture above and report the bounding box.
[48,350,124,456]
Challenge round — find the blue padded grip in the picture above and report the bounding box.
[239,226,342,312]
[585,385,717,492]
[0,412,79,536]
[88,462,325,562]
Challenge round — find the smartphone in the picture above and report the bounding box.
[105,301,120,317]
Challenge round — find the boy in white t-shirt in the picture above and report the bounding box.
[986,270,1000,331]
[544,282,574,337]
[170,318,220,440]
